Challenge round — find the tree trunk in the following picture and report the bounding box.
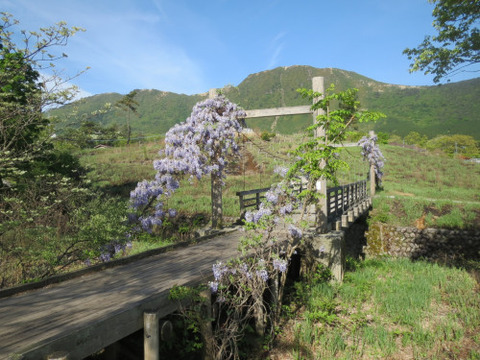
[127,113,131,145]
[211,173,223,229]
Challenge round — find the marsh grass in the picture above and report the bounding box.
[273,258,480,360]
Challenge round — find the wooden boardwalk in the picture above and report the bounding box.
[0,229,244,360]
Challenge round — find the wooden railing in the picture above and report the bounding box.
[236,179,370,227]
[326,180,368,223]
[236,187,271,213]
[236,179,307,214]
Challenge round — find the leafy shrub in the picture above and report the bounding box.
[426,134,479,157]
[376,132,390,144]
[261,131,276,141]
[404,131,428,147]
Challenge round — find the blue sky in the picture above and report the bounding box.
[2,0,478,97]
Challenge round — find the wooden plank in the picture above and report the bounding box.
[245,105,311,118]
[235,187,270,196]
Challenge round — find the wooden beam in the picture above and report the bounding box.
[245,105,311,118]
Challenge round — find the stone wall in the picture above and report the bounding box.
[364,223,480,261]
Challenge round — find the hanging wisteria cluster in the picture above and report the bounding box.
[198,170,305,358]
[130,94,246,232]
[209,177,301,295]
[358,134,386,185]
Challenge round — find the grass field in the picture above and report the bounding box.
[79,135,480,229]
[370,145,480,229]
[270,258,480,360]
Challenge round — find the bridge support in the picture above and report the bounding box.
[200,290,215,360]
[303,230,345,282]
[144,313,174,360]
[144,312,160,360]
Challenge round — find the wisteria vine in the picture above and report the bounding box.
[358,134,386,185]
[130,94,246,232]
[187,169,306,358]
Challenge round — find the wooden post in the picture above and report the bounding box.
[348,210,354,223]
[208,88,216,99]
[253,299,266,337]
[369,130,376,197]
[238,194,245,214]
[312,76,328,233]
[144,311,160,360]
[200,290,214,360]
[335,221,342,231]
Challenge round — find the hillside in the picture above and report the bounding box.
[49,66,480,139]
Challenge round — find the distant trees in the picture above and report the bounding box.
[115,90,139,145]
[404,0,480,82]
[404,131,428,147]
[58,120,124,149]
[400,130,479,158]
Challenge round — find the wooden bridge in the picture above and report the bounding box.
[0,77,375,359]
[0,177,371,360]
[0,230,243,360]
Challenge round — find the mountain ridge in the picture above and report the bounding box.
[49,65,480,139]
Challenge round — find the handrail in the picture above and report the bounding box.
[236,187,270,213]
[326,179,368,222]
[236,179,368,221]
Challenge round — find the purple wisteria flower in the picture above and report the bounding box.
[256,269,269,282]
[209,281,219,293]
[274,166,289,178]
[213,262,229,281]
[273,258,288,273]
[245,205,273,224]
[129,94,246,232]
[265,190,278,205]
[358,135,385,184]
[288,224,303,240]
[279,203,293,215]
[239,262,252,279]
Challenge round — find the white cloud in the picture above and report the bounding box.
[267,32,287,69]
[4,0,207,94]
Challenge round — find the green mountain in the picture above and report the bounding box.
[49,66,480,140]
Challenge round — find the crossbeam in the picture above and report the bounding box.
[245,105,311,118]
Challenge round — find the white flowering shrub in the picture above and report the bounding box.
[130,94,246,232]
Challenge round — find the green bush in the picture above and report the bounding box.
[260,131,276,141]
[426,134,479,157]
